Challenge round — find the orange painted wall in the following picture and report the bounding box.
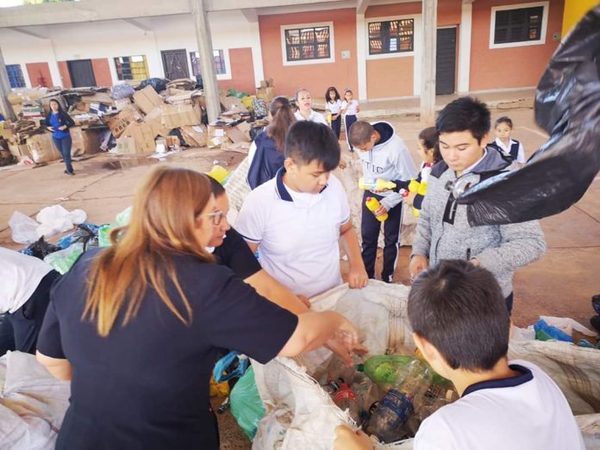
[438,0,462,26]
[26,62,53,87]
[91,58,113,88]
[367,58,414,98]
[259,8,358,100]
[470,0,564,90]
[217,48,256,94]
[57,61,72,88]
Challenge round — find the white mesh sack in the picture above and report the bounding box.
[251,281,600,450]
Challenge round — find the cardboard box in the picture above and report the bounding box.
[115,136,137,155]
[180,125,207,147]
[103,105,143,138]
[144,107,170,137]
[28,133,60,163]
[114,98,132,111]
[225,125,251,144]
[256,86,275,102]
[70,127,104,156]
[8,143,32,161]
[133,85,164,115]
[120,122,157,154]
[161,104,200,129]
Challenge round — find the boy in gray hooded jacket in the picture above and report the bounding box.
[409,97,546,312]
[350,121,417,282]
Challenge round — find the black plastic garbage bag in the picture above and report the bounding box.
[457,6,600,226]
[137,78,169,93]
[21,237,61,260]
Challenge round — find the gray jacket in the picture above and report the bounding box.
[412,148,546,298]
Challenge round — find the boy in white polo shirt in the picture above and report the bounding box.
[235,121,368,298]
[335,260,585,450]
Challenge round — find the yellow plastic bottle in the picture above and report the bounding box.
[365,197,388,222]
[359,178,397,191]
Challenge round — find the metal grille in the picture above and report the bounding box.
[494,6,544,44]
[368,19,414,55]
[6,64,26,88]
[114,56,149,81]
[285,26,331,61]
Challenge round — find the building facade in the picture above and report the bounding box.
[0,0,577,101]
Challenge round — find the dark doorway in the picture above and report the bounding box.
[161,49,189,80]
[436,27,457,95]
[67,59,96,87]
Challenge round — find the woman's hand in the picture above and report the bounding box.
[59,125,67,131]
[325,316,367,366]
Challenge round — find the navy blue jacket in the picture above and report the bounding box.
[247,131,285,190]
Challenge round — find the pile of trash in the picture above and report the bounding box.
[0,77,277,166]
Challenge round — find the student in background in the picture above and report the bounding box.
[247,96,296,190]
[405,126,441,218]
[341,89,360,151]
[493,116,526,167]
[294,88,327,125]
[45,99,76,175]
[349,120,417,283]
[325,86,343,139]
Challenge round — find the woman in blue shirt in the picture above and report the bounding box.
[45,99,75,175]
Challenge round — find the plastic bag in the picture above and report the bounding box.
[9,211,39,244]
[137,78,169,93]
[43,243,84,274]
[230,367,265,440]
[36,205,87,239]
[457,6,600,225]
[20,237,61,260]
[111,83,135,100]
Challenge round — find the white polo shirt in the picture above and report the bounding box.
[294,110,328,125]
[0,247,53,313]
[414,360,585,450]
[494,137,526,163]
[235,169,349,298]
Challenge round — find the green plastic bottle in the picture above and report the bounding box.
[356,355,417,386]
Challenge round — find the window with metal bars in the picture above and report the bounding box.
[368,19,414,55]
[190,50,227,76]
[114,56,149,81]
[284,26,331,62]
[493,6,544,44]
[6,64,26,88]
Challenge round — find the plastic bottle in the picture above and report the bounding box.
[365,197,388,222]
[365,361,432,443]
[359,177,397,191]
[534,319,573,343]
[357,355,416,387]
[333,381,361,423]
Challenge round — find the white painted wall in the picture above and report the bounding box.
[0,10,264,88]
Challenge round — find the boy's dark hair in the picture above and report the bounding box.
[418,126,441,163]
[207,175,226,197]
[495,116,513,129]
[436,96,490,144]
[285,121,340,171]
[408,259,510,371]
[348,120,374,146]
[325,86,341,102]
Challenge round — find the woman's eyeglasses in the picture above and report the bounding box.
[203,211,225,226]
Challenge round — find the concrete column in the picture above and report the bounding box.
[190,0,220,123]
[420,0,437,125]
[457,0,473,94]
[0,46,16,121]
